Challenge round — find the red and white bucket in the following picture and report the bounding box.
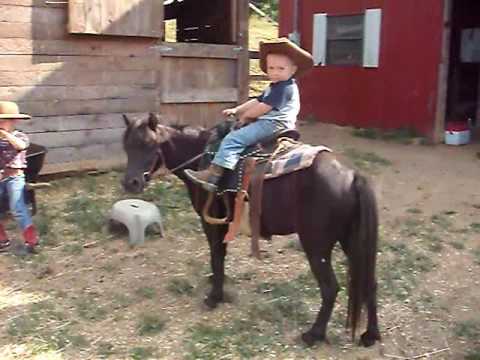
[445,121,471,145]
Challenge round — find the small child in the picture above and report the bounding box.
[185,38,313,192]
[0,101,39,255]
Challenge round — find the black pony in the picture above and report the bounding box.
[121,113,381,347]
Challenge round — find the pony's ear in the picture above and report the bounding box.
[147,113,159,131]
[122,114,130,127]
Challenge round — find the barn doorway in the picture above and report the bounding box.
[445,0,480,138]
[163,0,238,44]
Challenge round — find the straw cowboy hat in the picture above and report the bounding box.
[259,37,314,78]
[0,101,31,119]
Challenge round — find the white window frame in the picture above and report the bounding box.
[312,8,382,68]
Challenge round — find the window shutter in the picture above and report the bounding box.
[312,13,327,66]
[363,8,382,68]
[69,0,163,38]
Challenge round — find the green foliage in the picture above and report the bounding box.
[351,127,423,144]
[137,314,167,336]
[65,194,106,234]
[75,297,107,321]
[135,286,156,300]
[454,320,480,340]
[343,147,392,173]
[97,341,116,358]
[6,300,88,351]
[166,278,195,296]
[251,0,278,21]
[129,346,157,360]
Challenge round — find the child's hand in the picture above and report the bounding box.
[222,108,237,117]
[233,120,246,130]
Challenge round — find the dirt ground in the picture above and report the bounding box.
[0,122,479,360]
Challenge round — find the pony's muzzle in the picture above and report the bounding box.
[122,176,144,193]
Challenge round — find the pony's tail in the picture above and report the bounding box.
[346,173,378,341]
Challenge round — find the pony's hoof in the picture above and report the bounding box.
[204,294,224,309]
[359,330,381,347]
[301,331,326,347]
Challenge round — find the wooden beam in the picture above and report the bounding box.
[0,0,67,7]
[17,97,156,117]
[154,42,240,59]
[250,74,268,81]
[237,0,250,103]
[29,128,125,148]
[0,55,160,72]
[162,88,238,103]
[0,70,157,86]
[0,38,158,56]
[18,112,144,133]
[0,4,67,23]
[43,143,125,165]
[432,0,452,143]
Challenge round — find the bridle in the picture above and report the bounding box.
[141,121,228,182]
[143,147,205,183]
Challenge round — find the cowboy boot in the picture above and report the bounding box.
[184,164,224,192]
[0,224,10,251]
[16,224,39,256]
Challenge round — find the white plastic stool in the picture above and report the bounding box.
[109,199,164,245]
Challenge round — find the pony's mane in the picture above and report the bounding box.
[168,123,212,143]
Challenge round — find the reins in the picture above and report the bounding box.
[144,146,206,182]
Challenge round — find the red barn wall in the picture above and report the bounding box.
[279,0,445,136]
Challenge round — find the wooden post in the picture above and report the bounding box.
[432,0,453,143]
[236,0,250,103]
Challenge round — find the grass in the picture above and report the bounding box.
[135,286,156,300]
[379,241,435,301]
[351,127,424,144]
[64,194,107,235]
[343,147,392,173]
[472,248,480,265]
[449,240,466,250]
[453,319,480,340]
[97,341,116,358]
[470,222,480,233]
[111,293,134,309]
[185,319,280,360]
[137,314,167,336]
[75,297,108,321]
[431,213,454,230]
[465,348,480,360]
[130,346,157,360]
[166,278,195,296]
[6,300,89,352]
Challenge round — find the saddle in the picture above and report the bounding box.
[201,121,330,258]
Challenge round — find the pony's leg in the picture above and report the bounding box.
[360,282,381,346]
[202,221,228,309]
[301,251,338,347]
[340,238,381,347]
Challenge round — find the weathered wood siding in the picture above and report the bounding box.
[0,0,249,173]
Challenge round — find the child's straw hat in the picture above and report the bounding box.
[0,101,31,119]
[260,38,314,78]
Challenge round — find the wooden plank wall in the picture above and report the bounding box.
[0,1,160,173]
[0,0,247,173]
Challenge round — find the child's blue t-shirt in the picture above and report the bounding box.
[257,78,300,130]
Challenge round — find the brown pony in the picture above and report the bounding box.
[121,113,381,347]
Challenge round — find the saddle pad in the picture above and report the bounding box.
[264,144,331,180]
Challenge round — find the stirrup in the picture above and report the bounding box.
[184,169,220,192]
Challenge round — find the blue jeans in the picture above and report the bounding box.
[0,174,32,230]
[213,119,284,170]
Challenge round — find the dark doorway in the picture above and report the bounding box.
[446,0,480,128]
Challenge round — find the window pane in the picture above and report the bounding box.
[327,39,363,65]
[327,15,364,40]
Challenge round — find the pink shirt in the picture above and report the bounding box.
[0,130,30,170]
